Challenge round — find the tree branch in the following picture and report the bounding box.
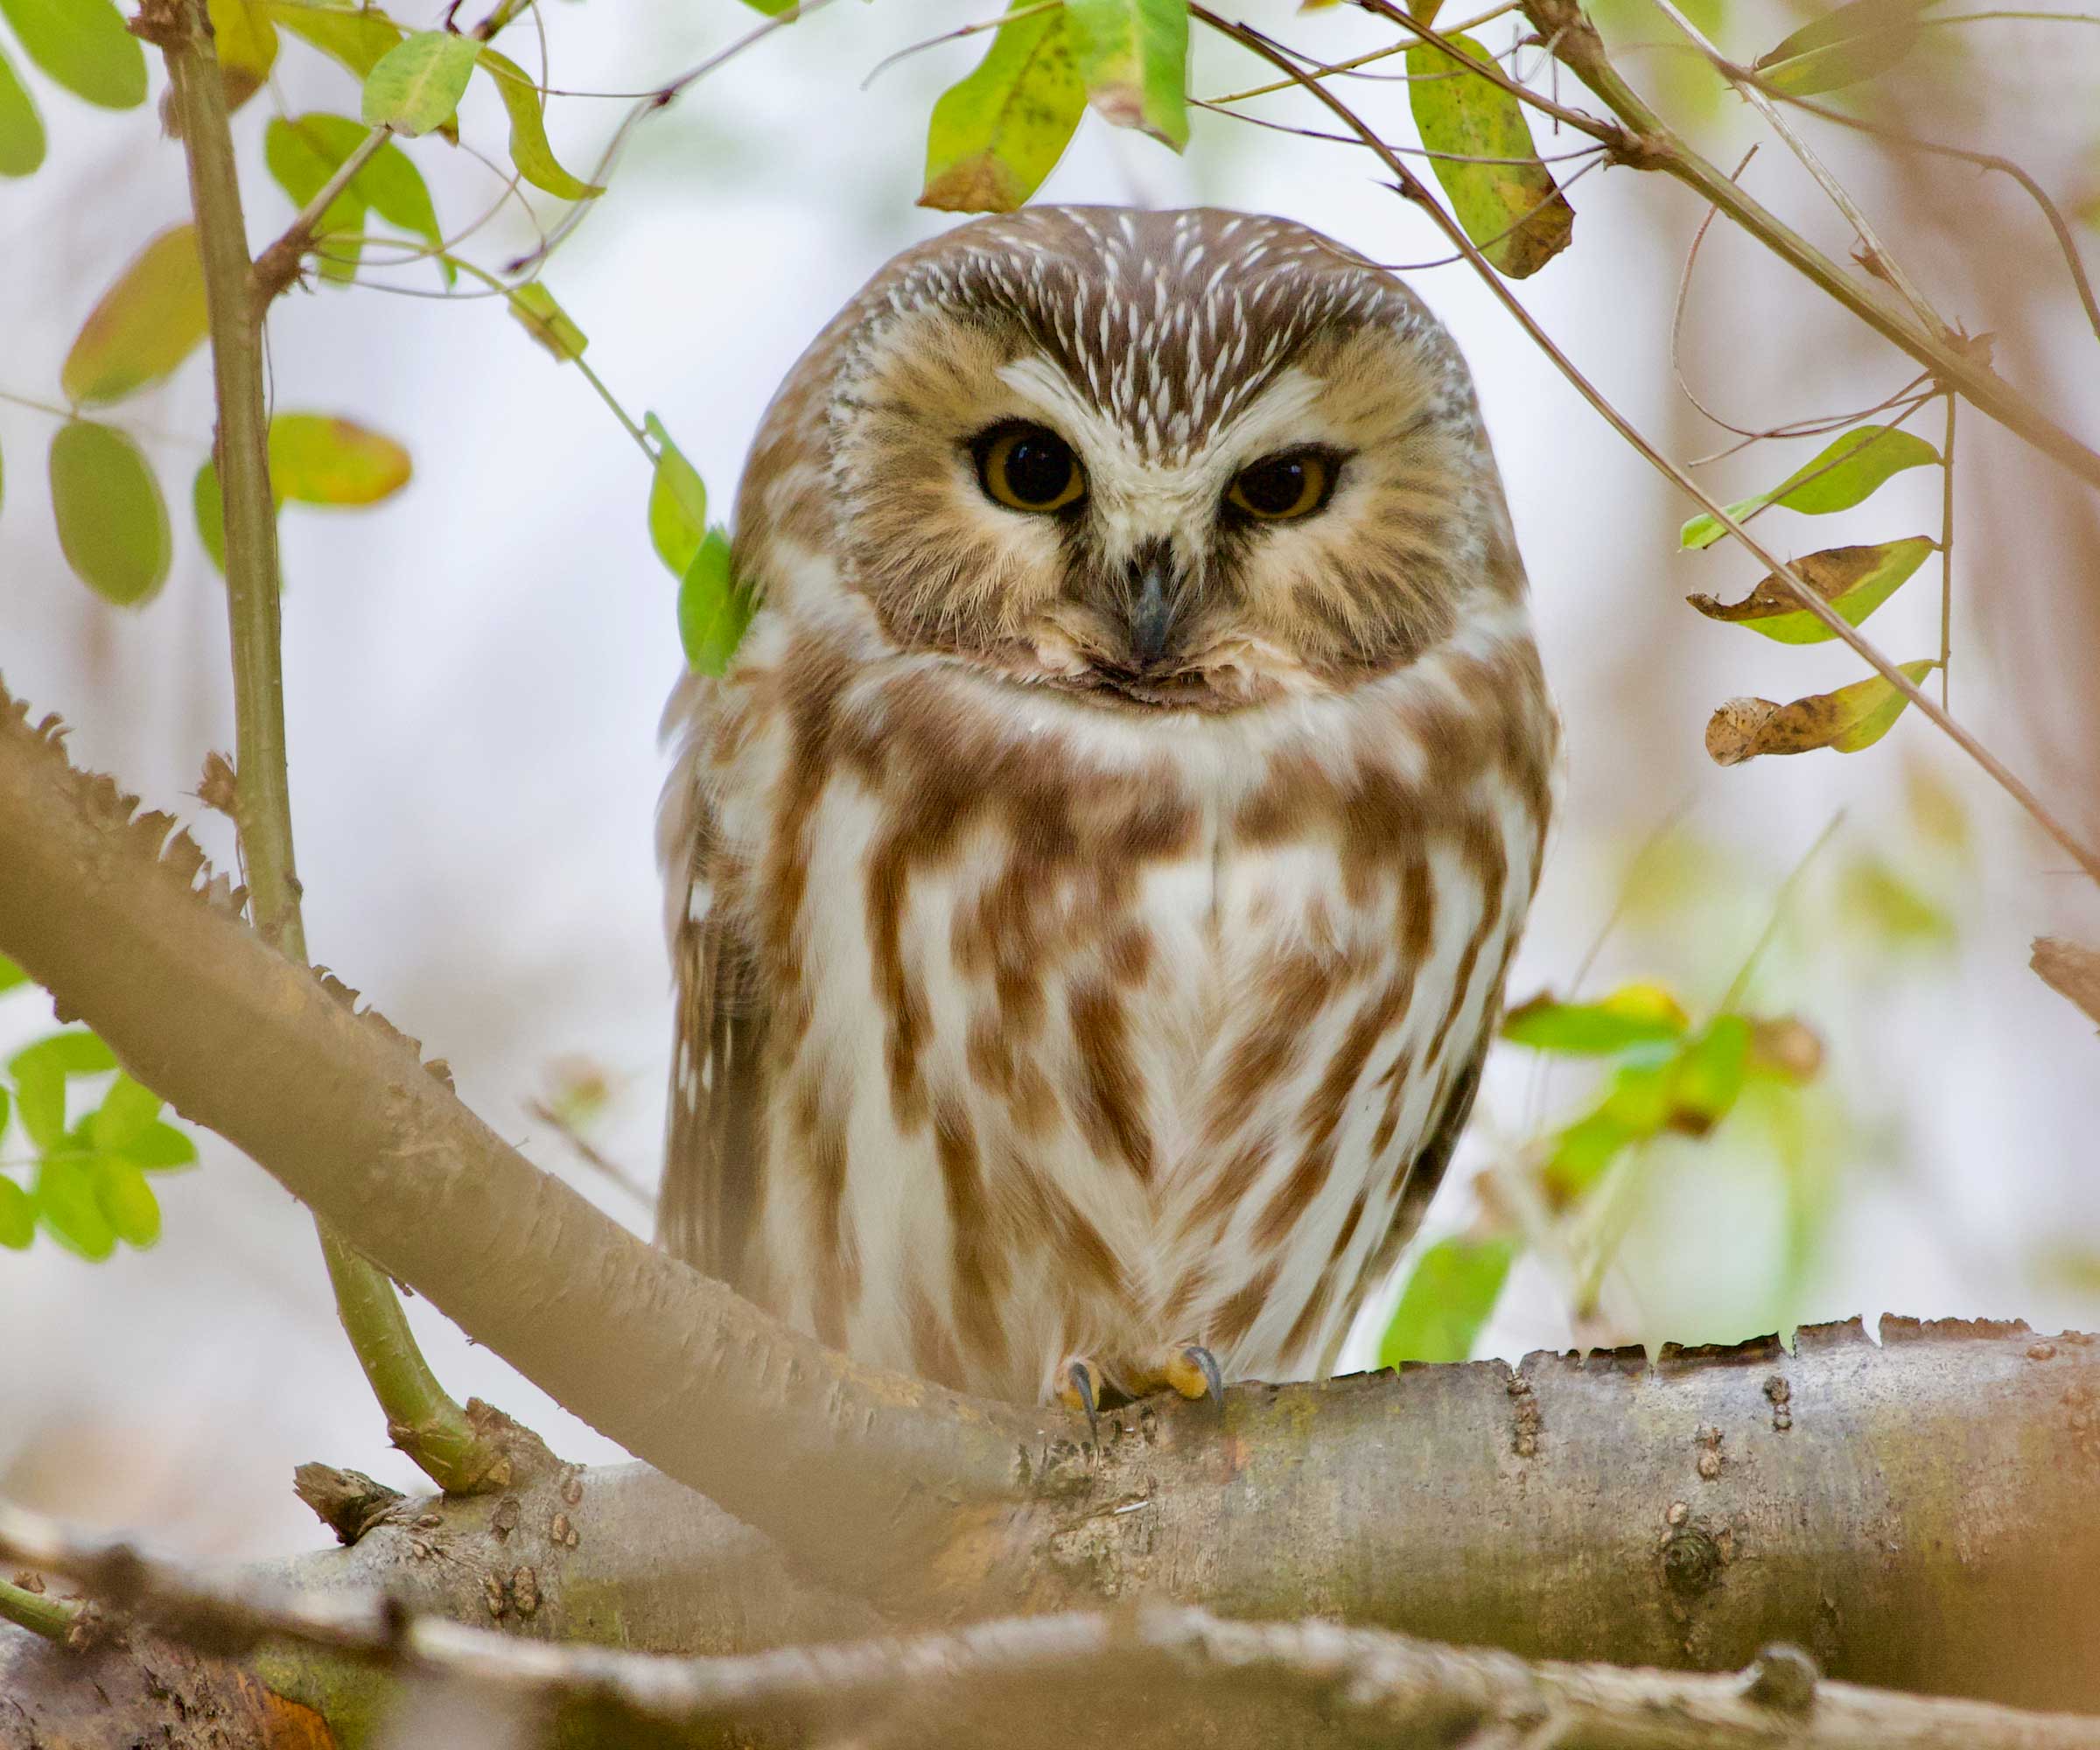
[5,1499,2098,1750]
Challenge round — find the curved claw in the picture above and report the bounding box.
[1056,1356,1101,1445]
[1186,1344,1226,1418]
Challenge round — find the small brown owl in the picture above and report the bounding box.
[658,206,1557,1416]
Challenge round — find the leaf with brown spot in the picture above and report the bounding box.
[1687,536,1933,645]
[1704,660,1937,766]
[1065,0,1188,150]
[2033,936,2100,1030]
[920,2,1085,214]
[1407,33,1572,278]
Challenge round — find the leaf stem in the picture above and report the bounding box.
[153,0,519,1494]
[1940,393,1956,710]
[0,1574,76,1645]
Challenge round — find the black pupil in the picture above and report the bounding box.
[1003,432,1072,504]
[1240,458,1307,515]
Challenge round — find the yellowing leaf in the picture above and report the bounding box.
[478,46,602,200]
[48,421,172,606]
[271,3,403,81]
[679,525,755,676]
[921,2,1085,214]
[1681,424,1939,550]
[360,28,477,137]
[0,0,146,108]
[645,413,707,579]
[507,282,588,360]
[0,41,46,177]
[1408,33,1572,278]
[60,225,207,406]
[1502,983,1689,1054]
[1754,0,1942,94]
[1704,659,1938,765]
[269,413,411,505]
[1686,536,1933,644]
[207,0,278,104]
[1065,0,1189,150]
[1377,1235,1516,1366]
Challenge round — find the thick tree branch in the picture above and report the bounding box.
[4,1499,2096,1750]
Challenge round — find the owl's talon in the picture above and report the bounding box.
[1055,1356,1101,1444]
[1157,1342,1227,1416]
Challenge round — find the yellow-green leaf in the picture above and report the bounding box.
[1686,536,1933,644]
[48,421,172,606]
[268,113,442,254]
[920,2,1085,214]
[1065,0,1189,150]
[0,42,46,176]
[645,413,707,579]
[88,1074,162,1151]
[60,225,207,406]
[271,2,403,81]
[12,1030,119,1080]
[360,28,477,137]
[0,0,146,108]
[35,1157,114,1259]
[193,461,226,572]
[478,46,602,200]
[269,413,411,505]
[1680,424,1939,550]
[1705,659,1938,765]
[0,1178,32,1249]
[1754,0,1942,94]
[262,115,370,287]
[739,0,798,12]
[207,0,277,105]
[1377,1235,1516,1366]
[1502,982,1690,1054]
[0,953,24,994]
[94,1158,160,1247]
[679,525,754,676]
[507,282,588,360]
[1408,33,1572,278]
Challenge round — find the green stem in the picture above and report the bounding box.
[154,0,515,1494]
[0,1574,76,1645]
[1516,0,2100,496]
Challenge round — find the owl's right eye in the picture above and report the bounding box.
[974,424,1086,514]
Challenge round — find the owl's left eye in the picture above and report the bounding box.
[974,423,1086,514]
[1226,449,1339,522]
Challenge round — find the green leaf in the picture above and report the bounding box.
[1377,1235,1516,1366]
[270,413,412,505]
[35,1155,114,1259]
[1065,0,1189,150]
[645,414,708,579]
[507,282,588,360]
[360,28,477,137]
[60,224,208,406]
[1705,658,1939,765]
[0,42,46,176]
[12,1030,119,1080]
[263,114,368,287]
[739,0,798,12]
[94,1158,160,1247]
[193,461,226,572]
[1686,536,1933,644]
[88,1074,161,1151]
[271,2,403,82]
[0,953,24,994]
[920,2,1085,214]
[0,0,146,108]
[1680,424,1939,550]
[477,46,602,200]
[48,421,172,607]
[1408,33,1572,279]
[1501,983,1689,1054]
[12,1059,62,1149]
[116,1119,198,1172]
[0,1177,32,1249]
[1754,0,1942,94]
[1838,855,1957,949]
[0,1084,9,1138]
[678,525,754,676]
[267,113,444,271]
[1668,1015,1750,1133]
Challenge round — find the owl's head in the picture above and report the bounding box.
[750,206,1526,713]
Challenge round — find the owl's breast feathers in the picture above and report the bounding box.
[660,583,1555,1406]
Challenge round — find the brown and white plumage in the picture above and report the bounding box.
[659,206,1557,1405]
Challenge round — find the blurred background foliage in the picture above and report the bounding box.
[0,0,2096,1559]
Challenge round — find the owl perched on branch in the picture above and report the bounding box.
[658,206,1556,1417]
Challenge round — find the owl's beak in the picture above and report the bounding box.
[1130,564,1176,670]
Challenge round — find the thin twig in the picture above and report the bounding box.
[1206,0,1520,102]
[523,1097,655,1209]
[1940,393,1956,709]
[1191,5,2100,889]
[862,0,1061,90]
[1349,0,1620,139]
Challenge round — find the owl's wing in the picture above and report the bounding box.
[655,672,768,1286]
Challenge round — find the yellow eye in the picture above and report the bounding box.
[1227,451,1334,522]
[976,424,1086,513]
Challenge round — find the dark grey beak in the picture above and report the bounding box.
[1130,564,1175,670]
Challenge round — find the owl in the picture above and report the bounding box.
[657,206,1557,1418]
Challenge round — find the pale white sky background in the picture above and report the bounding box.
[1,0,2096,1558]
